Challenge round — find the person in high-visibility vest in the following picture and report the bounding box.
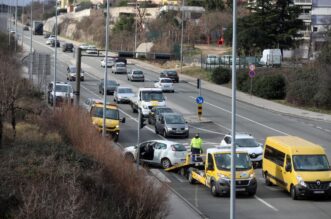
[190,133,203,162]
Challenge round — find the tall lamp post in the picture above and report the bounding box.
[134,0,137,55]
[53,0,58,110]
[29,0,33,81]
[180,0,184,74]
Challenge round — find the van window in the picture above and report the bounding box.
[293,155,330,171]
[207,153,214,170]
[264,145,285,166]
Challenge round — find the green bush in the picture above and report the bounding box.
[211,67,231,84]
[237,69,250,92]
[253,74,286,99]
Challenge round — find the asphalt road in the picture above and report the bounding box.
[5,19,331,219]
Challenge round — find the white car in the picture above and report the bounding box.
[220,133,263,167]
[83,98,103,111]
[46,35,56,45]
[86,45,97,54]
[154,78,174,92]
[100,57,115,68]
[47,81,74,106]
[114,87,134,103]
[79,43,90,50]
[123,140,188,169]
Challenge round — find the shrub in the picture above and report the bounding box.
[253,74,286,99]
[211,67,231,84]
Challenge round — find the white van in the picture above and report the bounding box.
[260,49,281,67]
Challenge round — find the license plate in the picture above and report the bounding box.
[236,188,246,191]
[176,130,182,133]
[313,190,325,194]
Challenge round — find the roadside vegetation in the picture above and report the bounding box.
[0,32,169,219]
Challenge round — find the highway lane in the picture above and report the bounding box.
[19,28,331,219]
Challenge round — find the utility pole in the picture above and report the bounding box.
[21,3,24,47]
[134,0,137,56]
[180,0,184,74]
[102,0,110,137]
[136,110,141,171]
[14,0,17,52]
[29,0,33,81]
[230,0,238,218]
[8,3,11,45]
[53,0,58,109]
[75,47,81,106]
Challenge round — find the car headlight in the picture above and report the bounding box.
[143,105,148,109]
[116,125,119,128]
[167,127,172,131]
[296,175,307,187]
[185,127,189,130]
[329,182,331,187]
[249,173,255,180]
[218,174,230,181]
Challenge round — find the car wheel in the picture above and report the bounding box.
[163,129,168,137]
[125,153,135,162]
[211,181,220,197]
[113,134,119,142]
[290,185,298,200]
[161,158,171,169]
[248,189,256,197]
[188,170,196,184]
[264,172,272,186]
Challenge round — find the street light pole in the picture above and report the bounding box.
[14,0,17,52]
[102,0,110,137]
[134,0,137,55]
[8,3,11,45]
[53,0,58,110]
[180,0,184,74]
[230,0,238,218]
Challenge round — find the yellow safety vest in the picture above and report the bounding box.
[191,137,203,149]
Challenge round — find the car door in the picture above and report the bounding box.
[282,155,293,191]
[205,153,216,187]
[153,142,167,164]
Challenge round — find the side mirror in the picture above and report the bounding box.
[285,163,292,172]
[121,117,126,123]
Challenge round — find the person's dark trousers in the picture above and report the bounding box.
[191,148,201,162]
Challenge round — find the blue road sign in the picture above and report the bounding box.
[196,96,204,104]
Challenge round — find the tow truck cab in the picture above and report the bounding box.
[89,103,125,142]
[190,147,257,197]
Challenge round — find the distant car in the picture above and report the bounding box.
[127,69,145,82]
[47,81,74,106]
[44,32,50,38]
[100,57,115,68]
[123,140,188,169]
[79,43,90,49]
[86,45,97,54]
[50,40,60,47]
[154,78,174,92]
[66,65,84,81]
[62,43,74,52]
[114,57,127,65]
[83,98,103,111]
[46,35,55,45]
[114,87,134,103]
[206,54,219,64]
[23,26,29,31]
[154,113,189,138]
[220,133,263,167]
[160,70,179,83]
[148,106,173,125]
[112,62,127,74]
[98,79,119,95]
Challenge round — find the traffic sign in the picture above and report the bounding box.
[196,96,204,104]
[249,70,256,78]
[249,64,256,71]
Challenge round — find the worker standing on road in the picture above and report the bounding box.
[190,133,203,162]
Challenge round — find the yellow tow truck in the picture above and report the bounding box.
[90,102,125,142]
[166,147,257,197]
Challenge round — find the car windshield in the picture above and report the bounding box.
[118,88,132,93]
[133,71,143,75]
[215,153,252,171]
[102,80,117,86]
[141,91,164,101]
[172,144,187,151]
[166,71,177,75]
[235,138,259,147]
[69,67,77,73]
[157,108,173,114]
[55,85,72,93]
[165,115,185,124]
[293,155,330,171]
[116,63,126,67]
[161,79,173,83]
[92,107,119,120]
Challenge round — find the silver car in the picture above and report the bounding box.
[154,113,189,138]
[127,69,145,82]
[114,87,134,103]
[112,62,127,74]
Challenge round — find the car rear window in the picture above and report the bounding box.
[133,71,143,75]
[172,144,187,151]
[116,63,126,67]
[166,71,177,75]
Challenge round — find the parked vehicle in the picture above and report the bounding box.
[148,106,173,125]
[154,113,189,138]
[262,136,331,200]
[129,88,166,117]
[160,70,179,83]
[79,43,90,50]
[114,87,134,103]
[220,133,263,167]
[62,43,74,52]
[127,69,145,82]
[154,78,174,92]
[259,49,281,67]
[112,62,127,74]
[23,26,29,31]
[98,79,119,95]
[100,57,115,68]
[86,45,97,54]
[123,140,188,169]
[47,81,74,106]
[66,65,84,81]
[206,54,219,64]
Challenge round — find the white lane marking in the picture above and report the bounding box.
[189,96,289,136]
[254,195,279,212]
[214,122,231,132]
[171,173,186,183]
[189,124,224,135]
[150,169,172,183]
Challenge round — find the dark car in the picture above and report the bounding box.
[23,26,29,31]
[160,70,179,83]
[51,40,60,47]
[154,113,189,138]
[148,106,174,125]
[115,57,127,65]
[98,79,119,95]
[62,43,74,52]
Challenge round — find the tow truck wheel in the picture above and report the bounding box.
[161,158,171,169]
[211,181,220,197]
[290,185,298,200]
[188,171,196,184]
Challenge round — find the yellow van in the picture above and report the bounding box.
[262,136,331,200]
